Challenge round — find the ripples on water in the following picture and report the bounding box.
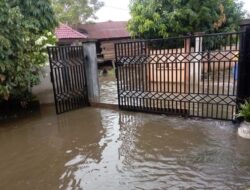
[0,106,250,190]
[99,70,118,104]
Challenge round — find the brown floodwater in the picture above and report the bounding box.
[0,105,250,190]
[99,70,118,104]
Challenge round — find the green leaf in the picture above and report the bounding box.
[128,0,245,38]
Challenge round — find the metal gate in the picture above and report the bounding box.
[115,32,242,120]
[47,46,89,114]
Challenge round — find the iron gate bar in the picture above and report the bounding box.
[48,46,89,114]
[115,32,243,120]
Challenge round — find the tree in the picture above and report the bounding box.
[0,0,57,102]
[128,0,245,38]
[52,0,104,25]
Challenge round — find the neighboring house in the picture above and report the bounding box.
[77,21,131,63]
[55,23,87,45]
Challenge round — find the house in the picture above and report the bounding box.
[77,21,131,62]
[55,23,87,45]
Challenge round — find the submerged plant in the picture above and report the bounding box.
[237,100,250,123]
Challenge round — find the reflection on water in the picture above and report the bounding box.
[99,70,118,104]
[0,106,250,190]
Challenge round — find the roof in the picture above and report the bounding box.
[55,23,87,40]
[77,21,130,40]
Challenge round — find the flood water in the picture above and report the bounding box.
[0,105,250,190]
[99,69,118,104]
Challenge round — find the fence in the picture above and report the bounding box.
[47,46,89,114]
[115,32,241,120]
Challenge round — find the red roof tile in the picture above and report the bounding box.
[55,23,87,40]
[77,21,130,40]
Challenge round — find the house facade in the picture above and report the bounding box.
[77,21,131,62]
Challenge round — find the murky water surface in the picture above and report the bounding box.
[99,70,118,104]
[0,105,250,190]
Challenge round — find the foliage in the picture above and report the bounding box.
[128,0,245,38]
[237,100,250,122]
[52,0,104,25]
[0,0,57,102]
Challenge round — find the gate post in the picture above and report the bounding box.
[83,40,100,102]
[193,32,204,82]
[237,19,250,107]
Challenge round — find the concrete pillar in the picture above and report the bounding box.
[83,40,100,102]
[184,38,191,93]
[193,32,204,83]
[184,37,191,53]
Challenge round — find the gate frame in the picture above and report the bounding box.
[47,46,89,114]
[115,30,246,121]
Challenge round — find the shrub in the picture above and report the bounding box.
[0,0,57,103]
[237,100,250,123]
